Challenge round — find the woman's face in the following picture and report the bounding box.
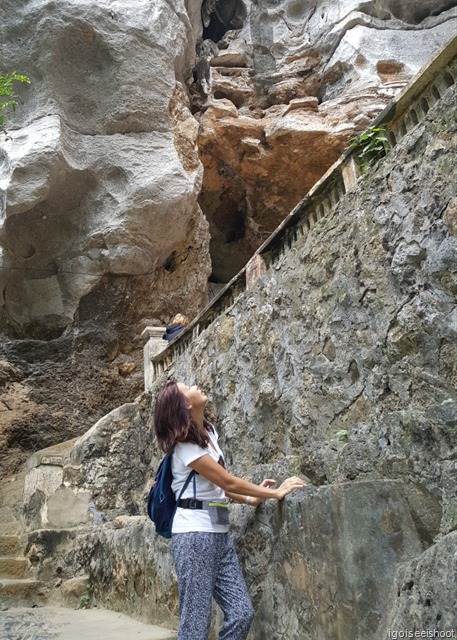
[177,382,208,410]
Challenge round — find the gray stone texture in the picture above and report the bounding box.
[195,0,457,281]
[22,75,456,638]
[0,0,456,483]
[383,531,457,632]
[0,0,210,335]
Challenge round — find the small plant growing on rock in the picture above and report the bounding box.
[350,125,391,174]
[78,582,94,610]
[0,70,30,135]
[334,429,349,443]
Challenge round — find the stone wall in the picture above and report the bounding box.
[195,0,457,280]
[1,0,455,484]
[20,54,456,638]
[146,79,456,638]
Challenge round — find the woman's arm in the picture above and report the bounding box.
[225,479,277,507]
[189,454,305,500]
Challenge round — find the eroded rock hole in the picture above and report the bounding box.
[199,191,251,283]
[214,90,244,108]
[163,251,177,273]
[201,0,247,43]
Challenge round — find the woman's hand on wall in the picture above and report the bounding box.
[273,476,306,500]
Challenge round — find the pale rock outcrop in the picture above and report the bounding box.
[0,0,210,335]
[0,0,209,474]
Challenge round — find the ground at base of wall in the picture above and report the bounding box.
[0,606,176,640]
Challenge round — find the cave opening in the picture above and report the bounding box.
[199,189,252,285]
[201,0,247,43]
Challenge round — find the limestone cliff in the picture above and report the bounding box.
[194,0,457,280]
[0,1,455,481]
[9,45,456,639]
[0,0,210,475]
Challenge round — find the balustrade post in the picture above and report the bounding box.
[141,326,167,390]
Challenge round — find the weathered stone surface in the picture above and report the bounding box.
[0,0,210,478]
[16,72,456,636]
[25,528,79,585]
[0,0,210,336]
[0,579,48,610]
[381,531,457,633]
[0,557,28,580]
[69,401,152,519]
[77,518,179,630]
[195,0,457,281]
[231,481,426,640]
[73,480,432,639]
[60,575,90,608]
[0,332,145,480]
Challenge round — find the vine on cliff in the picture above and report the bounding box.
[350,126,391,174]
[0,70,30,135]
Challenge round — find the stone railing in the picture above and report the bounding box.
[144,36,457,388]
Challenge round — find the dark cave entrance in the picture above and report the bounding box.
[201,0,247,43]
[199,189,252,286]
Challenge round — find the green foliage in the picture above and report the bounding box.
[334,429,349,443]
[0,70,30,134]
[78,582,94,609]
[349,126,391,174]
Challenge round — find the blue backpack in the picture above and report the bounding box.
[147,448,195,538]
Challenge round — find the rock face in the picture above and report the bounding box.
[0,0,210,475]
[0,0,455,493]
[195,0,457,281]
[17,66,457,637]
[0,0,210,338]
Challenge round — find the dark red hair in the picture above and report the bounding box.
[154,381,210,453]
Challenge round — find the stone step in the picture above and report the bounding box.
[0,537,19,557]
[0,557,28,580]
[0,579,48,609]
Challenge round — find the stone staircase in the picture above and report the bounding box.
[0,468,178,638]
[0,473,48,609]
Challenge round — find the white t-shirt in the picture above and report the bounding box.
[171,426,229,534]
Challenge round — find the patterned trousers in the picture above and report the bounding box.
[172,532,254,640]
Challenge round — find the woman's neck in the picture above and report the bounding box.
[191,408,206,431]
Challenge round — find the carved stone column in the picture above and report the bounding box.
[141,327,166,391]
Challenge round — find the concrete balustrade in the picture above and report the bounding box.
[145,36,457,389]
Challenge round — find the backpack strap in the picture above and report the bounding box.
[171,449,196,522]
[176,467,196,502]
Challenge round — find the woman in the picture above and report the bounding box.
[162,314,189,342]
[154,380,306,640]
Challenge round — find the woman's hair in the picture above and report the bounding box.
[171,313,189,326]
[154,381,210,453]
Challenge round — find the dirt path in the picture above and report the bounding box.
[0,606,177,639]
